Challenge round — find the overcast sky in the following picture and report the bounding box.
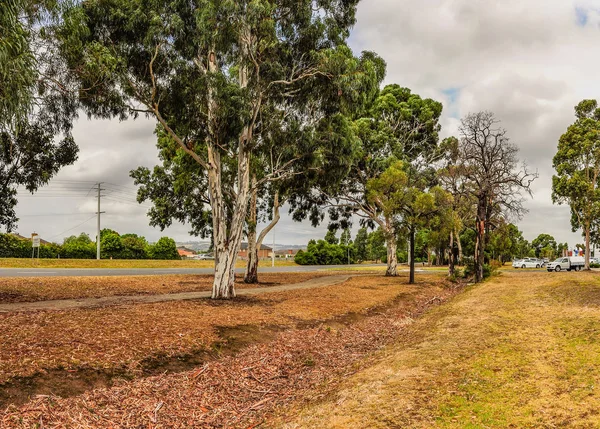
[12,0,600,247]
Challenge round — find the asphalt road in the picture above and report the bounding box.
[0,264,385,278]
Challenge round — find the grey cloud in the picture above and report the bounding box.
[12,0,600,248]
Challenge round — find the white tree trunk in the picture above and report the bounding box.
[208,34,253,299]
[448,229,455,276]
[585,221,591,270]
[455,227,463,265]
[386,237,398,276]
[244,182,259,284]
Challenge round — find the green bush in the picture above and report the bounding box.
[591,263,600,269]
[462,256,475,278]
[294,240,356,266]
[148,237,180,260]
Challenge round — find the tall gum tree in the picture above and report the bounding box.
[292,85,442,276]
[0,0,79,231]
[132,49,384,285]
[552,99,600,270]
[53,0,372,298]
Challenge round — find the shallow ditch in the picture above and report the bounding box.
[0,287,454,410]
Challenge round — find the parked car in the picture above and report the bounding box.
[512,258,543,269]
[546,256,585,272]
[194,254,214,260]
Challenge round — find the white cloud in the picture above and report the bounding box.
[350,0,600,246]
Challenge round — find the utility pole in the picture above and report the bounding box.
[96,183,105,260]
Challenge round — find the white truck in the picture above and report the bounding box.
[546,256,585,272]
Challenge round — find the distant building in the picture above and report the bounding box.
[11,233,51,245]
[275,249,301,259]
[177,246,196,258]
[238,243,272,259]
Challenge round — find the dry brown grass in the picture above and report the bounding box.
[0,274,436,385]
[268,270,600,429]
[0,272,338,303]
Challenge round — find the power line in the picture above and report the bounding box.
[47,215,98,240]
[19,213,96,217]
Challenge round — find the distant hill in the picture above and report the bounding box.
[175,241,306,252]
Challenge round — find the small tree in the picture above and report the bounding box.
[457,112,537,282]
[367,229,387,263]
[149,237,180,261]
[552,100,600,270]
[354,227,369,262]
[531,233,557,259]
[367,161,452,284]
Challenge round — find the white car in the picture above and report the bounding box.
[512,258,543,269]
[547,256,585,272]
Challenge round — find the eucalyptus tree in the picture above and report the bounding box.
[292,85,443,276]
[51,0,380,298]
[437,136,477,275]
[0,0,79,231]
[366,161,452,283]
[552,100,600,270]
[457,112,537,282]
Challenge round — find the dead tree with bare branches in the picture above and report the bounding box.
[458,112,537,282]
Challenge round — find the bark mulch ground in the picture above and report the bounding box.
[1,277,462,428]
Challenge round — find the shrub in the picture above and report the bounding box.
[462,257,475,278]
[591,263,600,269]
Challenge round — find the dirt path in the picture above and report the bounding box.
[0,275,351,313]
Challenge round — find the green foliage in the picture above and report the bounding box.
[51,0,379,244]
[148,237,180,261]
[0,1,79,231]
[0,0,35,122]
[354,227,369,262]
[295,231,356,266]
[531,233,557,259]
[462,257,475,278]
[367,228,387,262]
[553,99,600,258]
[101,232,123,259]
[0,230,176,260]
[324,230,339,245]
[62,233,96,259]
[0,233,62,258]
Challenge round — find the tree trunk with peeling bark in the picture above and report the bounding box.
[208,38,252,299]
[585,220,591,270]
[386,238,398,277]
[244,189,281,284]
[245,179,259,284]
[409,226,416,284]
[474,197,486,283]
[455,227,463,265]
[448,230,455,277]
